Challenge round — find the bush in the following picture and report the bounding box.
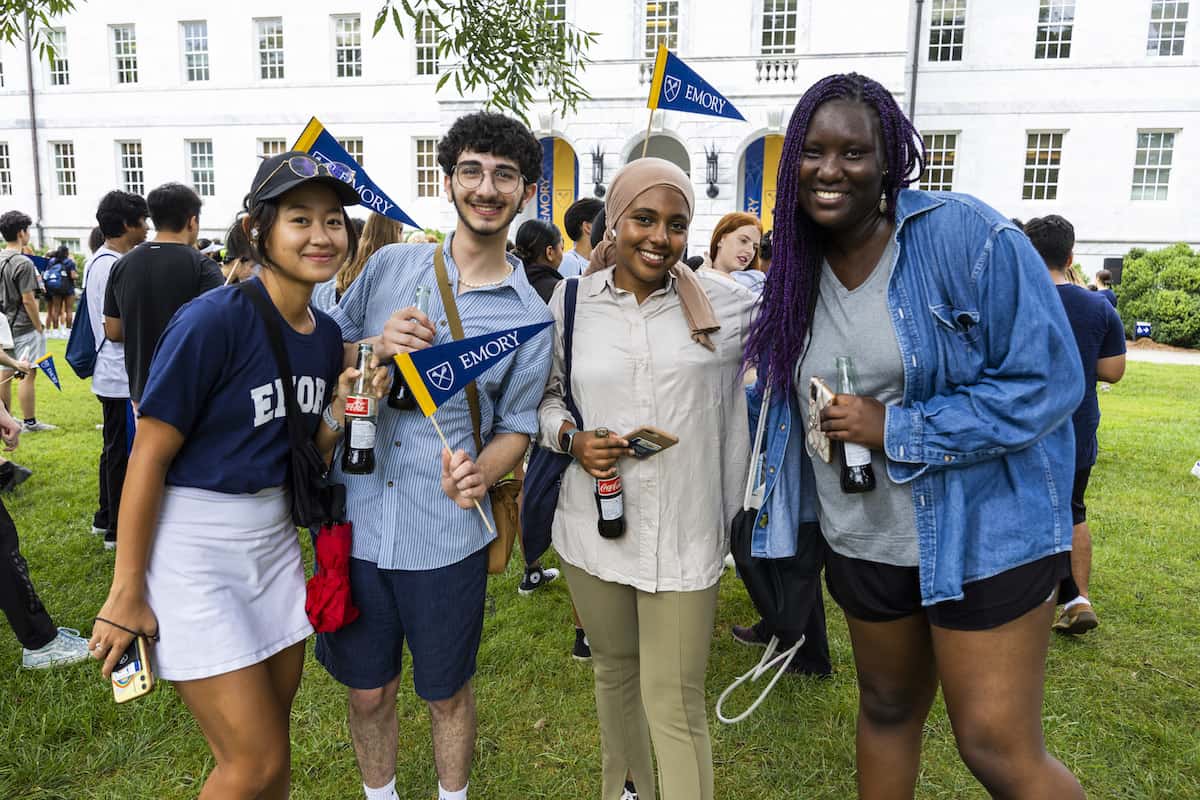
[1116,243,1200,347]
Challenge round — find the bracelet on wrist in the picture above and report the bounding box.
[322,403,344,434]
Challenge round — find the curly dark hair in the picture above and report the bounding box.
[437,112,542,185]
[1024,215,1075,270]
[95,191,149,239]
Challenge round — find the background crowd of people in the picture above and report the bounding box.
[0,71,1137,800]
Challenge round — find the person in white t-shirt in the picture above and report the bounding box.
[85,191,148,550]
[558,197,603,278]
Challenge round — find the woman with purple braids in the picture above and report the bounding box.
[741,73,1085,798]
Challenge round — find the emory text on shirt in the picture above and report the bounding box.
[250,376,327,427]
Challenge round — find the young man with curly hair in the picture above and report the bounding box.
[317,112,553,800]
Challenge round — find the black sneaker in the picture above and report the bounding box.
[730,620,770,648]
[621,780,639,800]
[103,530,117,551]
[518,564,560,596]
[572,628,592,662]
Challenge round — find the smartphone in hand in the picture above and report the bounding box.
[112,636,155,704]
[624,426,680,459]
[806,376,835,463]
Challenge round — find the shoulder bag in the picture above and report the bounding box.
[519,279,581,566]
[717,385,824,724]
[237,280,345,529]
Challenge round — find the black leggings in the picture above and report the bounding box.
[0,497,56,650]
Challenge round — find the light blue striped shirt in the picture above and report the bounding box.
[329,236,554,570]
[558,248,589,278]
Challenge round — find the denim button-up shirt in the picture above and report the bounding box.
[748,189,1084,605]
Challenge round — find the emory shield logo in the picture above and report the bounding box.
[426,361,455,392]
[664,75,682,103]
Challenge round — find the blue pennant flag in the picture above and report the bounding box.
[647,45,745,122]
[28,255,49,271]
[36,354,62,391]
[293,117,422,230]
[394,322,553,417]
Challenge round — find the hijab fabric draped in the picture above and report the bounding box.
[585,158,721,350]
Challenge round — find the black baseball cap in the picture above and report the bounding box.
[248,150,361,209]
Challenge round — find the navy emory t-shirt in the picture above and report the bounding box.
[138,279,343,494]
[1056,283,1126,470]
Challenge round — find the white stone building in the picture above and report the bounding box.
[0,0,1195,274]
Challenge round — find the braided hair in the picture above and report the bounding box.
[744,73,925,395]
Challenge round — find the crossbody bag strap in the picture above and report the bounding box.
[561,278,582,429]
[433,245,485,453]
[237,281,309,453]
[743,385,772,511]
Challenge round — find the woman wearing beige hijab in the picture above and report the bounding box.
[538,159,756,800]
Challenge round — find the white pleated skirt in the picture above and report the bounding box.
[144,485,313,681]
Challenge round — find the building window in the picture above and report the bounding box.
[338,138,364,167]
[1035,0,1075,59]
[188,140,215,196]
[256,17,285,80]
[0,60,4,88]
[761,0,799,55]
[111,24,138,84]
[1147,0,1189,56]
[182,21,210,82]
[416,138,440,198]
[257,138,287,158]
[1022,132,1063,200]
[920,133,957,191]
[0,143,11,195]
[1131,130,1175,200]
[333,15,362,78]
[415,13,438,76]
[118,141,144,196]
[644,0,679,57]
[56,237,80,252]
[47,28,69,85]
[929,0,967,62]
[53,142,77,196]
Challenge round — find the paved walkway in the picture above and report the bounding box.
[1126,348,1200,366]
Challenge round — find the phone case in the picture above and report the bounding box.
[806,377,835,463]
[112,636,156,704]
[624,426,679,458]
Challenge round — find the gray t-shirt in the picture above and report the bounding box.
[0,251,38,336]
[796,238,919,566]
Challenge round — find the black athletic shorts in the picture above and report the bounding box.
[1070,467,1091,526]
[824,544,1077,631]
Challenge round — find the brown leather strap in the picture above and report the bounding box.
[433,245,484,454]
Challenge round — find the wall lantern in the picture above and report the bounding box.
[705,145,720,199]
[591,146,606,198]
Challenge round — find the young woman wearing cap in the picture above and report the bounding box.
[90,152,364,799]
[539,158,757,800]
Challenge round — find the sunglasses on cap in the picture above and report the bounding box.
[253,155,356,198]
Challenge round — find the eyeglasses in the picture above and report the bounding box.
[452,163,524,195]
[253,155,356,198]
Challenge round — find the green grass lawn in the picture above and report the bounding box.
[2,342,1198,799]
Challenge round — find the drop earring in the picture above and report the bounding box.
[878,192,888,215]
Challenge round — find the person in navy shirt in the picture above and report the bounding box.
[1025,215,1126,636]
[90,151,365,798]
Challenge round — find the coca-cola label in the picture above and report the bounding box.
[597,476,623,520]
[345,395,375,418]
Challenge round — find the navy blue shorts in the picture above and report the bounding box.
[315,546,487,701]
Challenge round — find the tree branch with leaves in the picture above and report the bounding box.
[374,0,597,121]
[0,0,75,60]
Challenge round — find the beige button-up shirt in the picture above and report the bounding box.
[538,267,757,593]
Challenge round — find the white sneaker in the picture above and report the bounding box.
[1191,460,1200,480]
[21,420,57,433]
[22,627,91,669]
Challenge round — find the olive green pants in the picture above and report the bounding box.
[562,561,719,800]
